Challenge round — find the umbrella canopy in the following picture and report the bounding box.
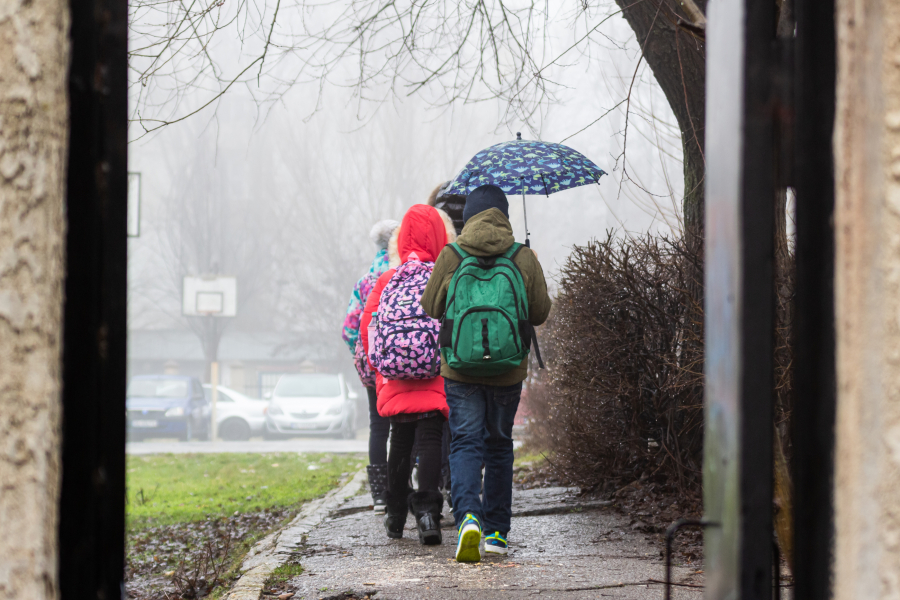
[446,133,607,197]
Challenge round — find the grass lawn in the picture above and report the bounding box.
[127,452,365,530]
[513,446,549,468]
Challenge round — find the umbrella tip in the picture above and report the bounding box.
[516,132,522,140]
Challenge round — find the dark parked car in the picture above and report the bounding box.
[126,375,210,441]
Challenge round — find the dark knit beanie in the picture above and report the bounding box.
[463,184,509,223]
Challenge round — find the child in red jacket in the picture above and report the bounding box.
[360,204,454,545]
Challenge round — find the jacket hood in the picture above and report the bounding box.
[389,205,456,267]
[369,219,400,250]
[456,208,515,256]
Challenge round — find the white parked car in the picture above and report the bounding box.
[202,384,268,441]
[264,373,358,439]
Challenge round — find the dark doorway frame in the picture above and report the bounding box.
[791,0,837,597]
[58,0,128,597]
[703,0,836,596]
[703,0,778,595]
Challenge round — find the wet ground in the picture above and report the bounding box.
[274,487,703,600]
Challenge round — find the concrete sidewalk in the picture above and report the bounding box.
[276,487,703,599]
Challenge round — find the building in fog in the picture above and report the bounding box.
[127,329,353,397]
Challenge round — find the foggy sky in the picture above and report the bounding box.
[127,2,684,374]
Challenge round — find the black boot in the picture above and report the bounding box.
[409,490,443,545]
[383,491,409,539]
[367,464,388,513]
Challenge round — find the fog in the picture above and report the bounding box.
[126,1,684,397]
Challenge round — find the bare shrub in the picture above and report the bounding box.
[527,231,796,501]
[526,232,704,495]
[170,534,232,599]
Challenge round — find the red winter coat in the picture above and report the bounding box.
[361,204,450,419]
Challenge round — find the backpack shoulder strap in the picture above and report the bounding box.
[504,242,525,261]
[501,243,527,281]
[447,242,470,261]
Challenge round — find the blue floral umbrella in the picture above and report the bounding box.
[446,133,607,246]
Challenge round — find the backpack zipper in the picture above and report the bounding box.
[373,327,439,353]
[452,306,521,356]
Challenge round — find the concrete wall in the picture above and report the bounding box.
[834,0,900,597]
[0,1,70,598]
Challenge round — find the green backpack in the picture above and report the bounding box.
[438,242,543,377]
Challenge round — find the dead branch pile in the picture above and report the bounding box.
[526,232,705,494]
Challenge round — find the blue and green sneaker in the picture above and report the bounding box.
[484,532,508,555]
[455,514,482,563]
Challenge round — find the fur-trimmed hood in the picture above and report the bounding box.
[388,206,457,268]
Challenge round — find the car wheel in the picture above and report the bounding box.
[219,418,251,441]
[180,420,193,442]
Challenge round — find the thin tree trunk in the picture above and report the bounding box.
[199,316,222,382]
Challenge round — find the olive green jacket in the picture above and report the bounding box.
[421,208,552,386]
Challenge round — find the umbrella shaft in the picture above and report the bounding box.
[522,190,531,248]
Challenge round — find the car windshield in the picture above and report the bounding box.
[203,387,235,402]
[127,379,189,398]
[274,374,341,398]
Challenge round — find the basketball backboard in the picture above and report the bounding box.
[182,276,237,317]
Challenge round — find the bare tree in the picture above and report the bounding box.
[128,95,481,373]
[259,100,474,355]
[127,2,698,239]
[134,130,281,379]
[128,1,563,132]
[610,0,706,244]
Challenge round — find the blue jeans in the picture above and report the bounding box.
[445,379,522,536]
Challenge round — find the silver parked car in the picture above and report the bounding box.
[264,373,358,439]
[202,384,268,441]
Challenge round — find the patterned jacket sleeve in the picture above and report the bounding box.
[341,280,365,353]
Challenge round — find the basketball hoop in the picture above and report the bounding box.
[182,276,237,317]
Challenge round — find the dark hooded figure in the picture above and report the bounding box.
[427,181,466,236]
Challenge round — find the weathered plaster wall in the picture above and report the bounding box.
[834,0,900,597]
[0,1,69,598]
